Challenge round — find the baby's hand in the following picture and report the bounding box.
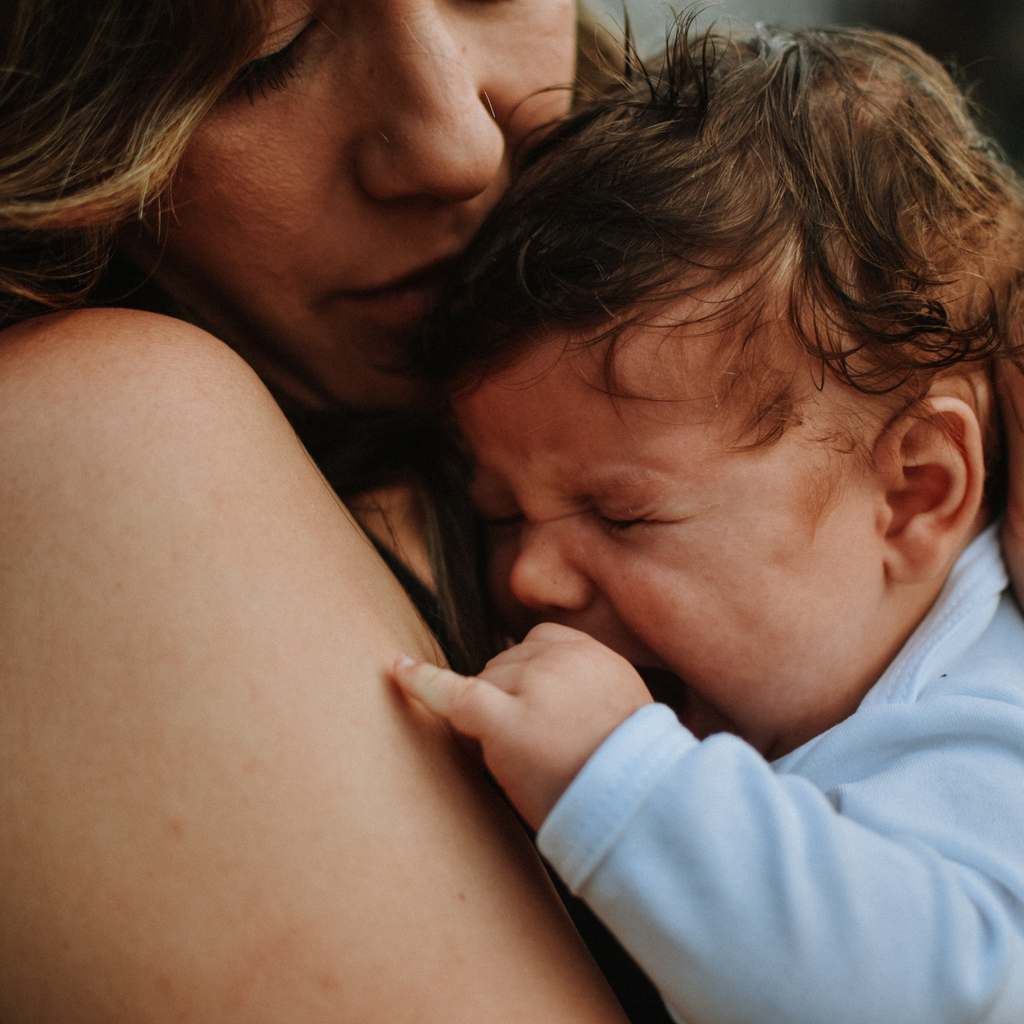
[999,361,1024,602]
[393,623,652,830]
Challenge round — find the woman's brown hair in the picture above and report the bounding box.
[0,3,617,332]
[0,0,271,327]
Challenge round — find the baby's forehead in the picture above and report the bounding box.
[456,327,854,538]
[455,305,887,472]
[458,333,714,426]
[466,304,811,415]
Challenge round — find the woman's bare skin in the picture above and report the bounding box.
[0,308,627,1023]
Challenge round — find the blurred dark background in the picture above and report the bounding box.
[587,0,1024,170]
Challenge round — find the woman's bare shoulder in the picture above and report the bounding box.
[0,307,284,469]
[1,305,217,346]
[0,312,627,1024]
[0,307,251,386]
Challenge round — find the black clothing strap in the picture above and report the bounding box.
[90,250,672,1023]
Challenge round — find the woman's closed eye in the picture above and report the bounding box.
[226,18,317,104]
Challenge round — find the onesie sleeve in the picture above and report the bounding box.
[537,700,1024,1024]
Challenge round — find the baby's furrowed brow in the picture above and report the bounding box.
[586,468,665,504]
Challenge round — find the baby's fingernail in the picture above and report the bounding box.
[395,661,455,715]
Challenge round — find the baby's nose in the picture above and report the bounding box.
[508,524,595,614]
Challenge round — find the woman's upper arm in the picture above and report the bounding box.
[0,309,625,1023]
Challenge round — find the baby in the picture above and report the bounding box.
[395,20,1024,1024]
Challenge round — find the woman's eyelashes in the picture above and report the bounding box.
[226,20,317,104]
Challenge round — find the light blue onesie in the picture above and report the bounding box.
[538,524,1024,1024]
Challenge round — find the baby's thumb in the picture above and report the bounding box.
[392,657,509,740]
[393,657,467,714]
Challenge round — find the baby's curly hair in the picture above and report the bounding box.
[430,12,1024,457]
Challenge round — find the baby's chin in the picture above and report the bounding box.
[635,666,737,741]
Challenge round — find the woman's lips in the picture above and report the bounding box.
[334,260,454,329]
[340,283,442,329]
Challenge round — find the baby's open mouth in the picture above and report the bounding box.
[635,666,737,741]
[635,666,688,718]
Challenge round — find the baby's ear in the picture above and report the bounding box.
[875,381,987,584]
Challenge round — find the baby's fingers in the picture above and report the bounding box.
[393,657,513,741]
[393,657,469,715]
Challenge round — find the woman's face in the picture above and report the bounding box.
[128,0,577,409]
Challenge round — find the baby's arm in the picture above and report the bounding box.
[534,699,1024,1024]
[393,622,653,829]
[397,619,1024,1024]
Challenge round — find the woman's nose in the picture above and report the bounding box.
[355,8,506,204]
[508,525,595,614]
